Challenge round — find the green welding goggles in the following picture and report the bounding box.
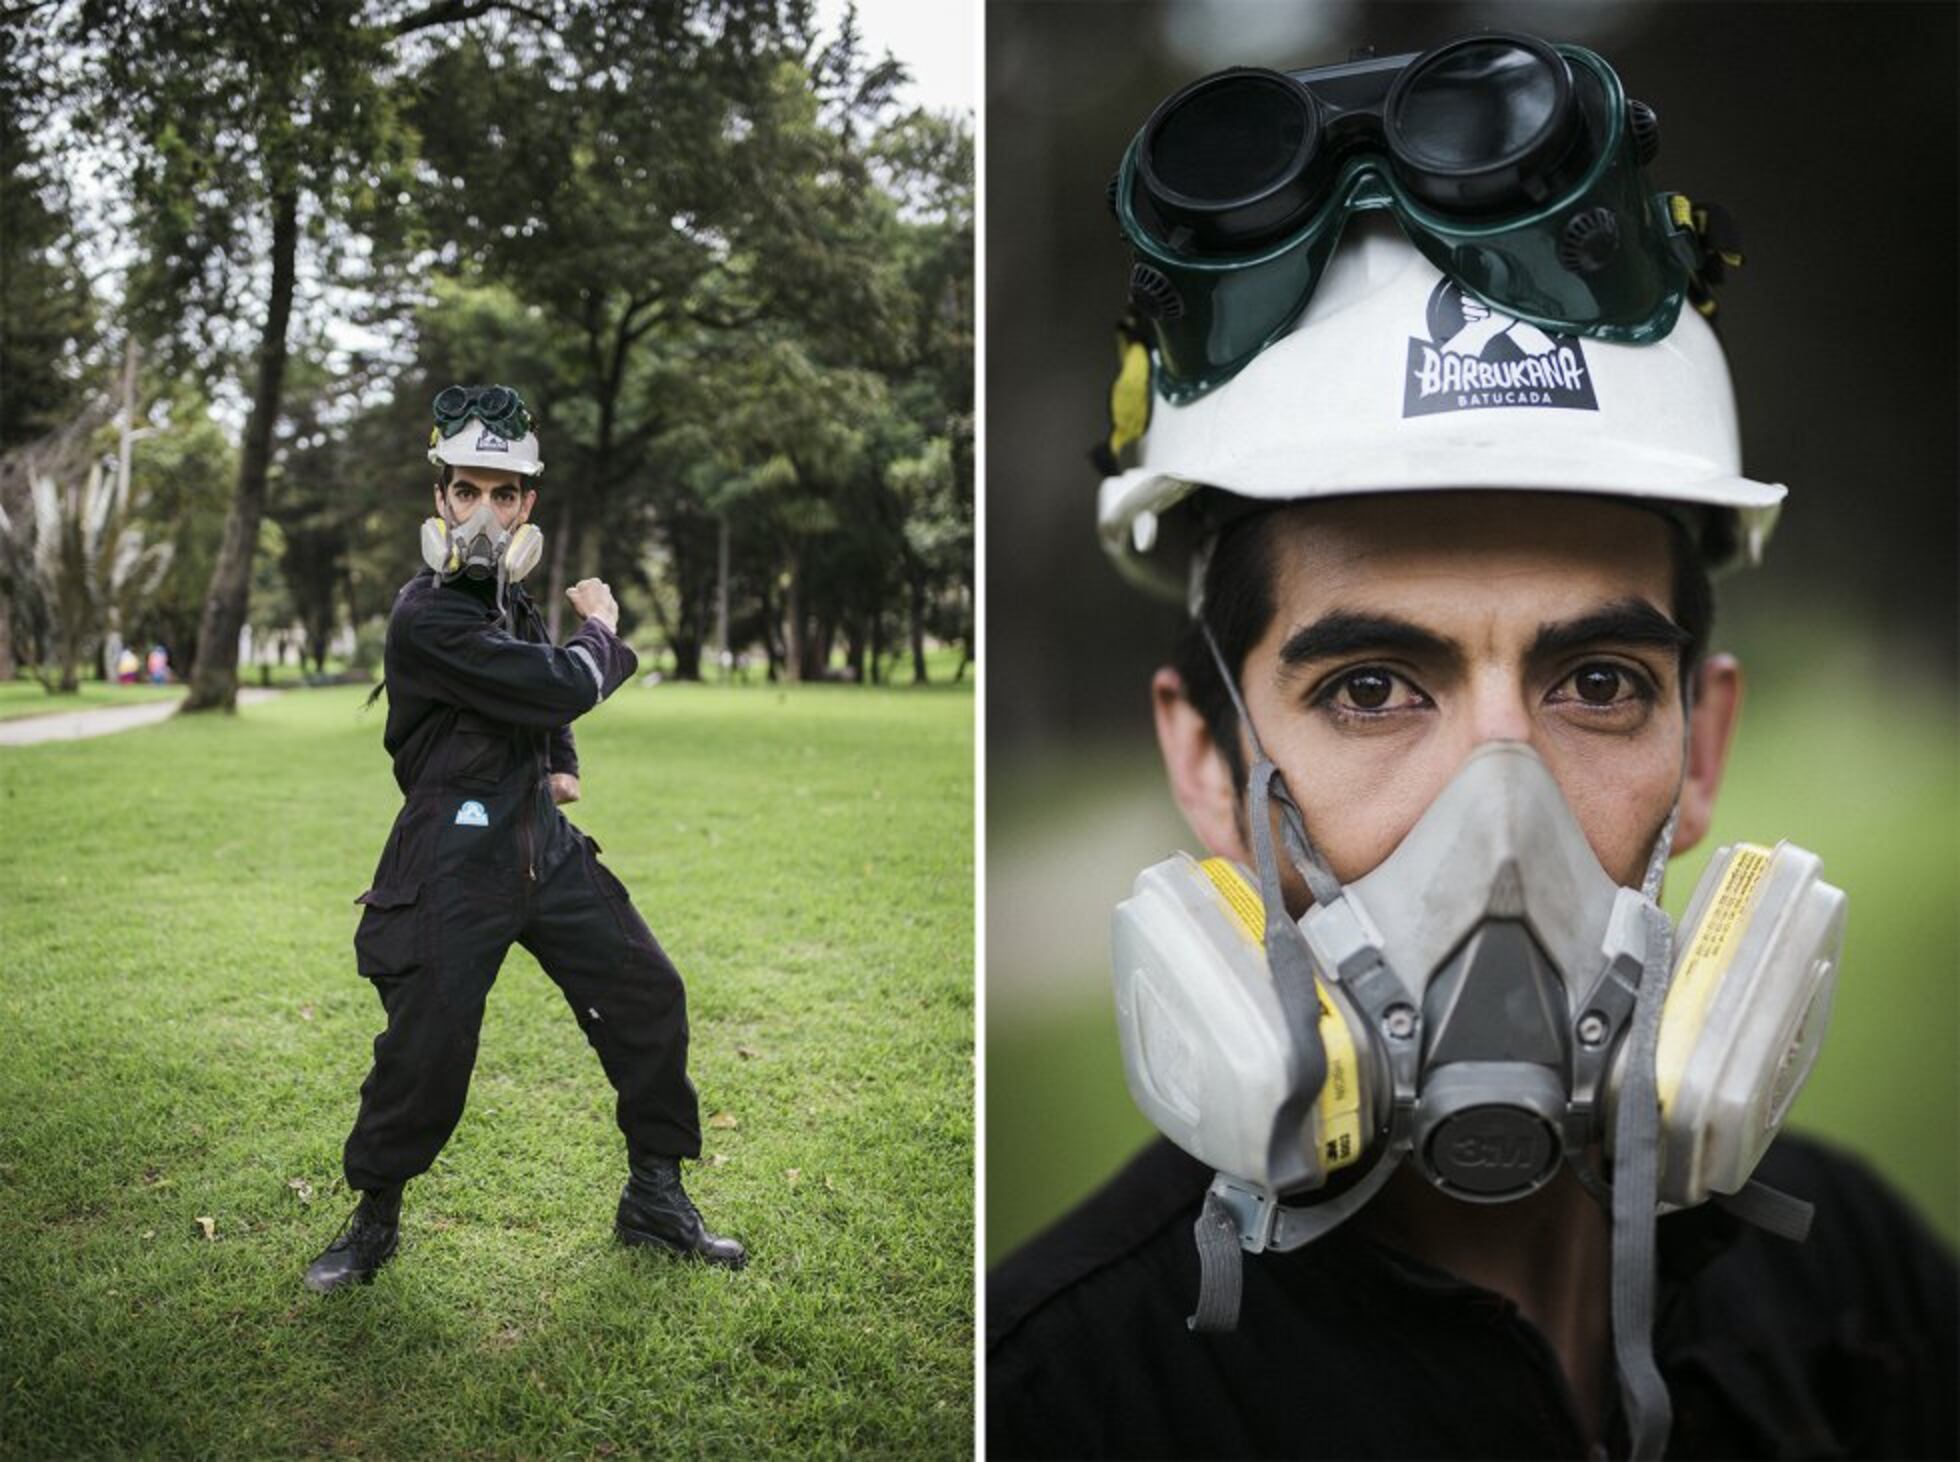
[431,383,534,442]
[1113,33,1740,403]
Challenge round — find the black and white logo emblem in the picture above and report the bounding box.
[475,429,509,451]
[1403,280,1599,418]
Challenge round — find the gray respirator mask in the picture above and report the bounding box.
[1111,625,1844,1459]
[421,503,544,593]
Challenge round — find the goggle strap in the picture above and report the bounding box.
[1090,315,1155,476]
[1669,192,1745,320]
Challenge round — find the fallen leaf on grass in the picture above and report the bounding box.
[195,1216,216,1241]
[141,1167,164,1187]
[140,1229,156,1241]
[823,1175,835,1193]
[736,1045,759,1060]
[287,1178,314,1205]
[708,1153,728,1167]
[707,1112,740,1130]
[298,1004,316,1022]
[785,1169,800,1189]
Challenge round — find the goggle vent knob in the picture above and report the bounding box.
[1627,99,1660,167]
[1129,262,1186,321]
[1557,207,1622,275]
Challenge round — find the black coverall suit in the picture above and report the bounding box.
[341,570,702,1195]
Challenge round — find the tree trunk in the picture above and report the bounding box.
[784,545,804,683]
[183,186,299,713]
[909,565,928,684]
[544,496,572,641]
[845,618,867,685]
[671,635,700,680]
[0,594,14,680]
[57,627,81,692]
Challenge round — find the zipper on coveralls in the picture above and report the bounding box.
[519,739,546,887]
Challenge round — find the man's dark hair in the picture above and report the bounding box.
[1174,499,1716,791]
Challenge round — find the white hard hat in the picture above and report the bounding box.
[428,423,544,477]
[1097,219,1783,603]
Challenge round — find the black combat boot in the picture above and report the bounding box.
[616,1157,747,1269]
[303,1185,402,1293]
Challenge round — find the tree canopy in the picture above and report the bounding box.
[0,0,972,695]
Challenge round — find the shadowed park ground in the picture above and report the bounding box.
[0,679,972,1457]
[986,644,1960,1265]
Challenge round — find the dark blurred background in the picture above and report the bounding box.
[985,1,1959,1261]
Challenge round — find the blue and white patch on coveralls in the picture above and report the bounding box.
[455,799,490,827]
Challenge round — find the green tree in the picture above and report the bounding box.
[409,5,825,638]
[60,0,522,711]
[0,51,99,454]
[123,380,239,677]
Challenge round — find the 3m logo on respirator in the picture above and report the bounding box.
[1446,1132,1542,1171]
[1404,280,1599,417]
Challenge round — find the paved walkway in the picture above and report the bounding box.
[0,688,283,746]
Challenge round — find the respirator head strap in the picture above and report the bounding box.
[1195,619,1335,1086]
[1187,1189,1246,1332]
[1196,618,1343,907]
[1609,899,1676,1461]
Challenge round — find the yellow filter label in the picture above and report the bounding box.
[1656,843,1773,1112]
[1199,856,1266,946]
[1198,858,1366,1172]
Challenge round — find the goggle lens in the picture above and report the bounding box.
[1393,40,1561,171]
[1150,74,1309,203]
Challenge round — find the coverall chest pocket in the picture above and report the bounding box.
[449,718,511,790]
[353,884,427,979]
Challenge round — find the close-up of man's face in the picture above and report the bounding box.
[435,467,533,529]
[1154,492,1741,902]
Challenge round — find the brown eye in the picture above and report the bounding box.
[1343,671,1393,709]
[1574,666,1623,704]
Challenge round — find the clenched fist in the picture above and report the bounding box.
[566,578,619,634]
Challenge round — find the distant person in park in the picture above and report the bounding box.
[146,645,168,684]
[988,34,1956,1461]
[116,646,140,684]
[305,384,744,1294]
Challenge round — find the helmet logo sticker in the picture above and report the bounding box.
[475,430,509,451]
[1403,280,1599,418]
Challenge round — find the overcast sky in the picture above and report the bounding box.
[814,0,976,114]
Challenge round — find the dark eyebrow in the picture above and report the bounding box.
[1277,612,1459,670]
[1526,597,1691,664]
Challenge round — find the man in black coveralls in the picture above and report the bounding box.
[304,385,744,1292]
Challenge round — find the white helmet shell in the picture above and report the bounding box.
[1098,221,1783,602]
[428,423,544,477]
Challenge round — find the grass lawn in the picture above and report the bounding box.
[986,665,1960,1264]
[0,679,973,1457]
[0,679,184,721]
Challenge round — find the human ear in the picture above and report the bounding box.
[518,487,538,525]
[1153,666,1249,863]
[1673,653,1742,854]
